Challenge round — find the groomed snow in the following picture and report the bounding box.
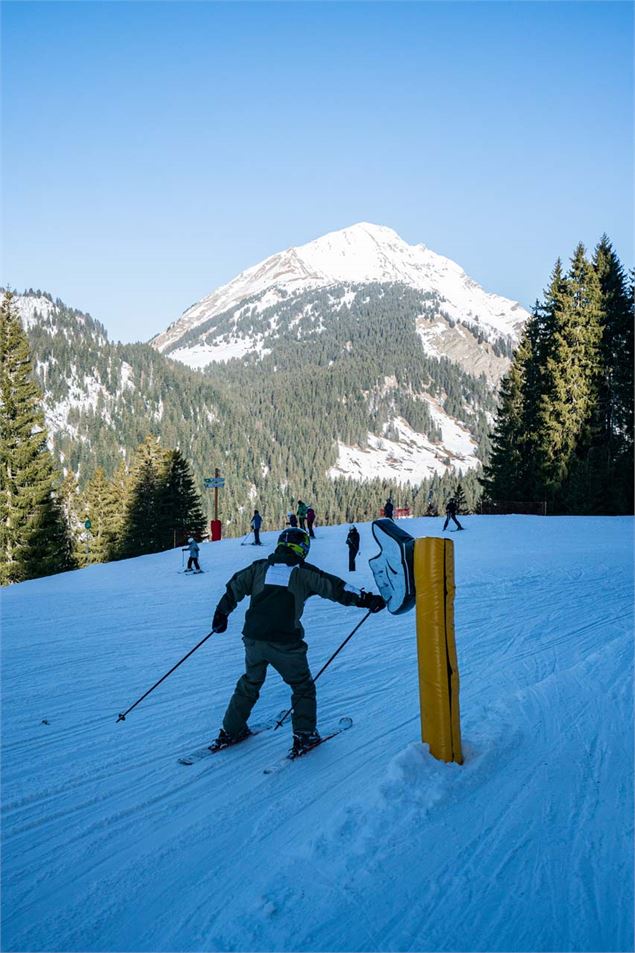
[2,516,633,952]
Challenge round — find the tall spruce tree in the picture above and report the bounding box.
[534,245,603,509]
[592,237,634,512]
[0,292,75,584]
[481,324,536,502]
[155,448,206,549]
[119,436,167,558]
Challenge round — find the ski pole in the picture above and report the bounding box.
[116,629,217,723]
[274,610,372,729]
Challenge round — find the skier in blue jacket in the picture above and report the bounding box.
[182,538,202,573]
[251,510,263,546]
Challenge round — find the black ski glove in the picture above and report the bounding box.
[212,608,228,633]
[356,591,386,613]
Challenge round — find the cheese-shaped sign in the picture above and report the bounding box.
[368,518,416,615]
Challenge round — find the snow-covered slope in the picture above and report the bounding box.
[151,223,529,365]
[11,293,138,461]
[10,293,56,330]
[328,402,480,484]
[2,516,632,952]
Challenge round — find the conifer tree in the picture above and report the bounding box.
[155,448,206,549]
[592,237,634,512]
[481,325,536,503]
[0,292,75,584]
[119,436,167,558]
[534,246,603,508]
[82,467,123,563]
[454,482,468,515]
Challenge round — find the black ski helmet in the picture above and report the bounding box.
[277,527,310,559]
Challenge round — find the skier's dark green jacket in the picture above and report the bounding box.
[216,551,362,644]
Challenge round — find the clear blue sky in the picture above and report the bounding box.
[2,1,633,343]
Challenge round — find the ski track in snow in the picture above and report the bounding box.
[1,517,633,952]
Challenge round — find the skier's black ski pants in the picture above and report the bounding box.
[223,637,316,737]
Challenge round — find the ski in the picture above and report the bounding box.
[178,713,285,765]
[263,716,353,775]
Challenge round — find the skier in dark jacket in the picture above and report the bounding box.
[346,525,360,572]
[251,510,263,545]
[306,506,316,538]
[210,528,385,755]
[182,538,202,573]
[443,497,464,531]
[287,511,298,528]
[383,498,394,520]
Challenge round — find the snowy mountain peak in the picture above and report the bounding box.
[151,224,529,355]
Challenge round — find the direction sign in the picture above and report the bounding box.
[204,477,225,488]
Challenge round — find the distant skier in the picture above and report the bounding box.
[383,497,394,520]
[306,506,316,538]
[346,525,360,572]
[209,527,385,755]
[251,510,263,546]
[182,537,202,573]
[443,498,464,532]
[287,512,298,528]
[297,500,308,530]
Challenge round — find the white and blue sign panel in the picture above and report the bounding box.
[368,518,416,615]
[204,477,225,488]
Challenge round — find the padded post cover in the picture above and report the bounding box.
[368,518,416,615]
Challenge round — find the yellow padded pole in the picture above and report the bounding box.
[414,537,463,764]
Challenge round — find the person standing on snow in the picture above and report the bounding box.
[209,527,385,755]
[443,497,464,532]
[346,525,360,572]
[287,511,298,528]
[251,510,263,546]
[182,537,202,573]
[306,505,316,538]
[383,497,394,520]
[297,500,308,530]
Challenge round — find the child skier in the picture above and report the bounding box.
[209,527,385,755]
[182,538,202,573]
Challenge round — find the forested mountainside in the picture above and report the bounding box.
[17,286,499,532]
[161,281,515,387]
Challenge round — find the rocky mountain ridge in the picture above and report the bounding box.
[151,223,529,384]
